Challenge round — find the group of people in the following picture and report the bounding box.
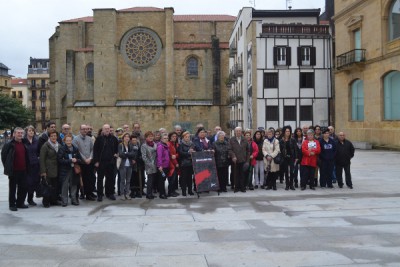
[1,121,355,211]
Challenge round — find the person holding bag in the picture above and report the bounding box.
[262,129,280,190]
[118,132,137,200]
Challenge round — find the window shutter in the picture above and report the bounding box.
[297,47,302,66]
[286,47,291,66]
[310,47,316,66]
[273,47,277,66]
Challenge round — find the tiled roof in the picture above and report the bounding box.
[174,15,236,22]
[174,42,229,49]
[119,7,164,12]
[0,62,10,70]
[11,79,27,85]
[61,16,94,23]
[75,47,94,52]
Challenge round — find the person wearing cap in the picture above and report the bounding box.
[300,129,321,190]
[319,128,337,188]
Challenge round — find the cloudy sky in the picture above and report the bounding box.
[1,0,325,78]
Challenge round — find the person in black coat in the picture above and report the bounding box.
[1,127,30,211]
[335,132,355,189]
[279,126,298,190]
[178,131,195,196]
[319,129,337,188]
[57,134,82,206]
[212,131,231,192]
[23,126,40,206]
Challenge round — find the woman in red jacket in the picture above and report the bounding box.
[301,129,321,191]
[167,132,180,197]
[244,130,258,190]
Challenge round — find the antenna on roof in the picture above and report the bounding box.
[249,0,256,8]
[286,0,292,10]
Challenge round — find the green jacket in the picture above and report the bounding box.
[40,142,58,178]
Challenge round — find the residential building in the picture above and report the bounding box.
[334,0,400,148]
[27,58,50,131]
[0,63,12,95]
[11,78,28,106]
[227,8,332,132]
[49,7,234,132]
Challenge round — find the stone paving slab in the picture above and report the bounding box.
[1,150,400,266]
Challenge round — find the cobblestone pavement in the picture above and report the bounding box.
[0,149,399,267]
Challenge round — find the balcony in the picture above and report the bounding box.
[336,49,366,70]
[262,24,330,36]
[227,120,244,129]
[235,63,243,77]
[39,95,47,100]
[40,106,47,110]
[31,95,37,100]
[226,95,243,106]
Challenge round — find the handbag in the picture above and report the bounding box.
[39,177,52,199]
[273,140,282,165]
[116,157,122,169]
[74,164,81,174]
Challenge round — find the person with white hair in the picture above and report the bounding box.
[212,131,231,192]
[229,127,250,192]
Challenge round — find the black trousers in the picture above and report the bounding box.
[216,166,229,191]
[336,164,352,187]
[97,162,116,197]
[81,163,96,196]
[26,164,40,196]
[266,171,277,188]
[146,173,157,197]
[233,162,245,191]
[300,165,315,188]
[167,169,177,195]
[281,157,295,187]
[320,160,334,187]
[180,166,193,194]
[42,176,59,206]
[158,168,169,196]
[9,171,27,207]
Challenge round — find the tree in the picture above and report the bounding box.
[0,94,35,129]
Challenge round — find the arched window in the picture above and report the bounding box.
[351,79,364,121]
[384,71,400,120]
[389,0,400,41]
[186,57,198,76]
[86,63,94,81]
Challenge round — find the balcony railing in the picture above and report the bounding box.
[39,95,47,100]
[226,95,243,106]
[262,24,330,36]
[235,63,243,76]
[229,43,237,57]
[336,49,366,70]
[31,95,37,100]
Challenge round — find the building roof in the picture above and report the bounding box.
[0,62,10,70]
[11,78,27,86]
[118,7,164,12]
[60,9,236,23]
[174,15,236,22]
[252,9,321,18]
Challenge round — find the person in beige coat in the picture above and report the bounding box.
[262,129,280,190]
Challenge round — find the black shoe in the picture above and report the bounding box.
[79,194,85,200]
[90,193,97,198]
[261,185,265,189]
[249,186,254,190]
[9,206,17,211]
[285,186,289,191]
[339,185,343,188]
[146,195,155,199]
[332,180,337,184]
[266,186,271,190]
[188,191,194,196]
[97,196,103,202]
[28,200,37,206]
[328,185,334,188]
[234,189,239,193]
[222,189,227,192]
[295,183,299,188]
[182,192,187,196]
[254,185,258,189]
[86,195,96,201]
[62,203,67,207]
[301,187,306,191]
[347,185,353,189]
[159,195,168,199]
[72,202,79,206]
[107,195,116,201]
[310,186,315,190]
[273,186,277,191]
[280,180,283,184]
[17,204,29,209]
[290,185,295,190]
[241,189,246,193]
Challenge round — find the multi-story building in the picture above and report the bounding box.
[11,78,28,106]
[228,8,332,132]
[334,0,400,148]
[0,62,12,95]
[49,7,235,132]
[27,58,50,131]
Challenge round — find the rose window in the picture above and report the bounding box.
[121,28,162,69]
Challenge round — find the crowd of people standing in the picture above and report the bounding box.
[1,121,355,211]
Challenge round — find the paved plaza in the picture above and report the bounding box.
[0,149,399,266]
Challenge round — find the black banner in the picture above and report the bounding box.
[192,151,220,193]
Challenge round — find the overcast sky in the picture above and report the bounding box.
[1,0,325,78]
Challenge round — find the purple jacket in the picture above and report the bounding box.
[156,142,170,168]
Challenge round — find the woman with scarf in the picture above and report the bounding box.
[141,131,158,199]
[23,125,40,206]
[39,129,60,208]
[57,134,82,206]
[279,126,298,191]
[293,127,303,188]
[262,129,280,190]
[178,131,195,196]
[212,131,231,192]
[301,129,321,190]
[244,130,258,190]
[167,132,180,197]
[118,132,137,200]
[252,130,265,189]
[193,127,211,152]
[156,133,170,199]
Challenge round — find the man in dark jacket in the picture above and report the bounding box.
[319,129,337,188]
[93,124,119,201]
[37,121,57,154]
[229,127,250,192]
[1,127,29,211]
[335,132,355,189]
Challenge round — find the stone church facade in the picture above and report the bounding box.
[49,7,235,132]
